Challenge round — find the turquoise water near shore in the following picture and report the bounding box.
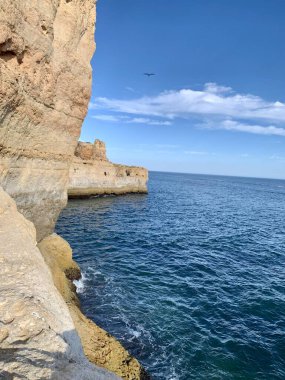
[56,172,285,379]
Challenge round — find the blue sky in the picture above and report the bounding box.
[81,0,285,179]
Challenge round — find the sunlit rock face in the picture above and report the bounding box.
[0,187,119,380]
[0,0,96,241]
[69,140,148,197]
[75,139,109,161]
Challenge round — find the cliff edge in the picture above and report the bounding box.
[0,1,149,378]
[0,187,118,379]
[38,234,150,380]
[69,140,148,197]
[0,0,95,241]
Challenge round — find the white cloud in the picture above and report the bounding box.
[201,119,285,137]
[204,82,232,94]
[92,114,120,122]
[93,82,285,124]
[127,117,171,126]
[91,113,171,126]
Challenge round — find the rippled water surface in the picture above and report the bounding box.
[56,172,285,379]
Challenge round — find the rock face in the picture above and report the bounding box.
[0,187,119,380]
[75,139,108,161]
[93,139,108,161]
[69,140,148,197]
[0,2,149,379]
[0,0,96,241]
[39,234,150,380]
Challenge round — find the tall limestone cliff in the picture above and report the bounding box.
[0,0,96,241]
[0,1,149,379]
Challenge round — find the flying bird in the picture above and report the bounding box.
[144,73,155,77]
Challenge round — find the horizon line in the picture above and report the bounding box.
[148,169,285,182]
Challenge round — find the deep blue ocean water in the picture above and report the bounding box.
[56,172,285,380]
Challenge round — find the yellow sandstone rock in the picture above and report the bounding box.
[69,140,148,197]
[38,234,150,380]
[0,187,118,379]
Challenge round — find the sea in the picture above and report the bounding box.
[56,171,285,380]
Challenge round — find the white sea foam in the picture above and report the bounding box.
[128,328,141,339]
[73,272,87,294]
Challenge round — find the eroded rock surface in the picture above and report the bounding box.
[69,140,148,197]
[75,139,108,161]
[38,233,150,380]
[0,187,119,380]
[0,0,96,241]
[0,2,150,378]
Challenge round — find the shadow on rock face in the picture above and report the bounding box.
[0,330,120,380]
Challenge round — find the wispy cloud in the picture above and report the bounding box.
[92,114,120,122]
[269,154,285,161]
[125,86,136,93]
[200,119,285,137]
[89,101,99,110]
[91,113,171,126]
[127,117,171,126]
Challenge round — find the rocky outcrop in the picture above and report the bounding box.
[69,140,148,197]
[0,2,149,379]
[75,139,108,161]
[93,139,108,161]
[38,234,150,380]
[0,0,96,241]
[0,187,119,380]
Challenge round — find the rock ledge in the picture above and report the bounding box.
[69,140,148,198]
